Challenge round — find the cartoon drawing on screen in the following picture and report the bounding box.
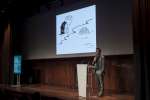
[60,21,67,35]
[78,27,90,35]
[58,17,93,45]
[60,15,73,35]
[56,5,96,54]
[72,18,92,34]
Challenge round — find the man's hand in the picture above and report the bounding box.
[88,64,93,68]
[87,65,94,72]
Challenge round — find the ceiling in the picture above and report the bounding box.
[0,0,60,37]
[0,0,64,19]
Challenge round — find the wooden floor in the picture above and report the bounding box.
[0,84,135,100]
[77,95,134,100]
[23,85,134,100]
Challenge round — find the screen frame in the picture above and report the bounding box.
[56,3,97,56]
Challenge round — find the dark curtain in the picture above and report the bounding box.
[0,23,12,84]
[0,22,7,83]
[133,0,150,100]
[0,25,3,83]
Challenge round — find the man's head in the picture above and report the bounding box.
[96,48,101,55]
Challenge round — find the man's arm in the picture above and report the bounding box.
[88,56,96,69]
[101,56,105,74]
[92,56,96,66]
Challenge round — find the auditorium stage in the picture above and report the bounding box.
[0,84,134,100]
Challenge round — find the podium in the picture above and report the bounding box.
[77,64,87,98]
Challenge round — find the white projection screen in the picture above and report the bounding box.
[56,5,96,55]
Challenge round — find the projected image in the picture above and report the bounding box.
[56,5,96,55]
[14,56,21,74]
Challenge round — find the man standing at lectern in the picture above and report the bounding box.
[89,48,105,96]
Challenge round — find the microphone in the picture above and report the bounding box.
[87,56,93,65]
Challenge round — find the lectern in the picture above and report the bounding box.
[77,64,87,98]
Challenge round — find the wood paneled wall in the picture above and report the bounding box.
[22,55,135,95]
[104,55,135,94]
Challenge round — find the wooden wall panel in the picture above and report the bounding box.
[103,55,135,94]
[22,55,135,95]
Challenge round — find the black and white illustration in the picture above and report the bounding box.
[56,5,96,55]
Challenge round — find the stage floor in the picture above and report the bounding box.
[22,84,134,100]
[78,95,134,100]
[0,84,135,100]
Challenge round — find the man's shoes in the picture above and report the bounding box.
[98,91,102,97]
